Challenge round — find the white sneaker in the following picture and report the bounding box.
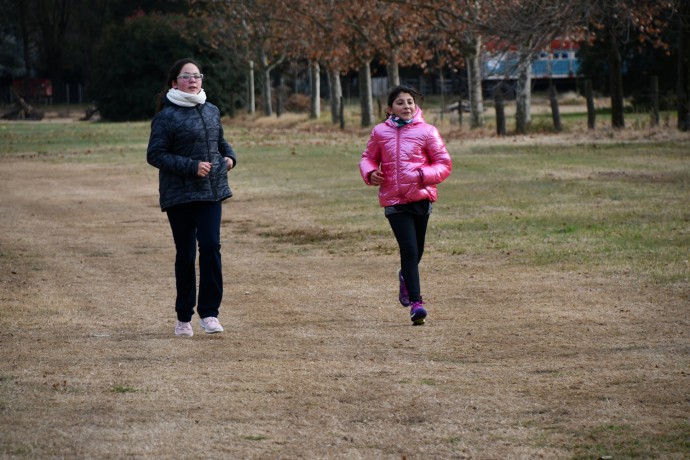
[199,316,224,334]
[174,320,194,337]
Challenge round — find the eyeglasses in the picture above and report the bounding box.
[177,73,204,80]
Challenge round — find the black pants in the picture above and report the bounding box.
[166,201,223,322]
[386,207,430,303]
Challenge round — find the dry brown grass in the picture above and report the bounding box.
[0,118,688,459]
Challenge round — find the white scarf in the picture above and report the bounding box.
[166,88,207,107]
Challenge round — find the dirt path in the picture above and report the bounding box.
[0,158,688,458]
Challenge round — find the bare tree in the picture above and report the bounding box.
[413,0,487,128]
[378,3,425,90]
[492,0,673,133]
[283,0,351,124]
[322,1,432,127]
[192,1,256,114]
[581,0,672,129]
[210,0,288,117]
[478,0,581,133]
[192,0,685,132]
[332,1,383,127]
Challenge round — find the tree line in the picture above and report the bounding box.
[1,0,688,131]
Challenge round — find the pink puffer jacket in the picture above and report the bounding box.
[359,107,452,207]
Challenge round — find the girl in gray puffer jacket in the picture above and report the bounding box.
[147,58,237,337]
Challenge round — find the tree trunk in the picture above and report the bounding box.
[259,48,273,117]
[359,60,374,127]
[328,67,342,125]
[606,20,625,129]
[227,92,235,118]
[650,75,659,127]
[549,82,562,132]
[387,51,400,89]
[494,84,506,136]
[276,92,283,118]
[440,71,445,122]
[247,60,255,114]
[678,0,690,131]
[309,61,320,119]
[339,96,345,129]
[457,98,463,127]
[465,36,485,129]
[515,58,532,134]
[585,79,596,130]
[17,1,32,80]
[262,68,272,116]
[276,75,285,118]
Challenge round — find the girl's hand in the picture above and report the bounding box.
[225,157,235,170]
[369,170,384,185]
[197,161,212,177]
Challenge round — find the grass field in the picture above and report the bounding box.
[3,115,685,285]
[0,113,689,458]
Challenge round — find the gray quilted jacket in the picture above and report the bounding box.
[147,99,236,211]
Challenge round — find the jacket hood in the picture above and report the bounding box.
[385,106,425,128]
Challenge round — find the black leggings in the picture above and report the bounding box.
[386,211,429,302]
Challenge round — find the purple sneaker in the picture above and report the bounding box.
[410,301,427,326]
[398,269,410,307]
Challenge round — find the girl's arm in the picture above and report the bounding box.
[359,129,382,185]
[419,126,452,185]
[218,118,237,169]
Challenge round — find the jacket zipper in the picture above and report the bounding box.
[396,128,402,196]
[196,105,218,200]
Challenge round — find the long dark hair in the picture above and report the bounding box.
[384,84,422,121]
[155,58,202,113]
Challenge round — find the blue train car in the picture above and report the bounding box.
[482,40,581,81]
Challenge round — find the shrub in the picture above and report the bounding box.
[90,13,245,121]
[91,14,195,121]
[284,93,313,113]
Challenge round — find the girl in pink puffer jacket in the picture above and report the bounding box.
[359,85,452,325]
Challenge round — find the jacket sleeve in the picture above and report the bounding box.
[419,126,452,185]
[218,123,237,167]
[359,128,381,185]
[146,112,199,177]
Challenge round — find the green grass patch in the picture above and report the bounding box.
[0,121,149,162]
[435,141,689,284]
[240,435,268,441]
[571,422,690,458]
[111,385,138,394]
